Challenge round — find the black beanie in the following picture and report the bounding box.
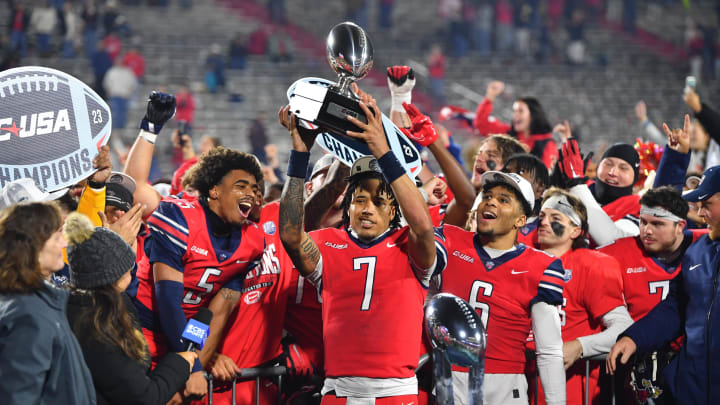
[601,143,640,183]
[64,213,136,289]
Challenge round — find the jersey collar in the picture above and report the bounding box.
[347,227,395,248]
[472,234,527,271]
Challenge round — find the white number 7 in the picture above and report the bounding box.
[354,257,377,311]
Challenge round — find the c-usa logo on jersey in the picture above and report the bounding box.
[263,221,276,235]
[563,269,572,282]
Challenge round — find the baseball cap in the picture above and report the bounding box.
[683,165,720,202]
[106,172,136,212]
[481,171,535,213]
[310,154,336,179]
[351,155,382,176]
[0,178,68,210]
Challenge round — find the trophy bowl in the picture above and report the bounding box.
[425,293,487,368]
[326,21,374,92]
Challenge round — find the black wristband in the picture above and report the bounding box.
[87,180,106,189]
[287,150,310,179]
[377,151,406,184]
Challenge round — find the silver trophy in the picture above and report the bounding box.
[289,21,373,137]
[425,293,487,405]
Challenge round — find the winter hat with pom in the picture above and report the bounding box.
[63,212,136,289]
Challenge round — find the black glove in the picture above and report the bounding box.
[140,91,176,134]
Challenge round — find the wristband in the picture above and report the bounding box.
[287,150,310,178]
[139,130,157,144]
[87,180,106,190]
[140,118,164,135]
[391,91,411,112]
[377,151,406,184]
[418,187,429,203]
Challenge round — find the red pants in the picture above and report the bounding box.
[321,393,419,405]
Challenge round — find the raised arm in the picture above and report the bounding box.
[473,81,511,135]
[304,159,350,231]
[124,92,176,217]
[278,106,322,277]
[346,100,436,269]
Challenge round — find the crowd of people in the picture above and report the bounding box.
[3,8,720,402]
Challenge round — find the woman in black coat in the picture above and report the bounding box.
[63,212,197,405]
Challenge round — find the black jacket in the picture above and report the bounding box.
[67,292,190,405]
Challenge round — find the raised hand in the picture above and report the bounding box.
[485,81,505,102]
[278,105,318,153]
[345,100,389,158]
[423,176,448,205]
[662,114,691,154]
[683,87,702,113]
[402,102,438,147]
[140,91,176,134]
[634,100,648,122]
[387,65,416,111]
[90,145,112,184]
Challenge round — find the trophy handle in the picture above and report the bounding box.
[335,75,356,98]
[468,356,485,405]
[432,348,454,405]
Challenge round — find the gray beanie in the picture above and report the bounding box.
[64,213,136,289]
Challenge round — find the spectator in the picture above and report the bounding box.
[91,42,113,99]
[378,0,393,29]
[64,213,196,405]
[61,3,80,58]
[122,43,145,81]
[249,112,268,163]
[102,31,122,62]
[427,45,447,107]
[103,0,119,35]
[174,85,196,130]
[205,44,226,93]
[267,0,286,23]
[8,1,30,57]
[268,26,294,63]
[495,0,514,52]
[30,1,58,57]
[438,0,465,57]
[566,9,586,65]
[228,33,247,69]
[103,59,138,129]
[81,0,100,58]
[247,26,268,55]
[472,0,493,55]
[0,202,96,405]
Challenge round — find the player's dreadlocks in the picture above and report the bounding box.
[340,171,402,231]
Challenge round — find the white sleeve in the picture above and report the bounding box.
[569,184,639,247]
[305,256,323,292]
[531,302,566,405]
[576,306,634,359]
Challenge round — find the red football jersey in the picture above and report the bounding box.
[437,225,564,374]
[218,202,293,368]
[517,218,539,248]
[284,271,324,369]
[136,198,265,321]
[598,230,704,321]
[309,226,446,379]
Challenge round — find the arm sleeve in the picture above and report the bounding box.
[569,183,639,247]
[411,228,449,287]
[653,146,691,191]
[531,258,565,307]
[472,98,512,135]
[154,279,188,354]
[696,102,720,145]
[641,120,666,145]
[446,137,464,168]
[82,341,190,405]
[622,273,686,354]
[76,184,106,227]
[0,312,52,404]
[145,202,189,272]
[531,302,566,405]
[577,306,634,358]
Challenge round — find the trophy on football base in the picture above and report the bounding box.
[287,22,422,177]
[425,293,487,405]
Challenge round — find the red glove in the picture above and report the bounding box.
[386,66,415,86]
[402,102,438,147]
[561,138,585,180]
[282,341,314,378]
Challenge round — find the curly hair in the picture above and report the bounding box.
[189,147,263,199]
[639,186,689,219]
[341,171,402,231]
[0,202,63,294]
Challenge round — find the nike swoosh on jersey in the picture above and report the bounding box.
[511,270,528,274]
[387,242,397,248]
[689,264,701,271]
[698,194,709,200]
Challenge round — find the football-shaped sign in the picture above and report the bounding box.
[0,66,112,192]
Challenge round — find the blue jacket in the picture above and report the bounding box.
[623,234,720,405]
[653,145,690,191]
[0,282,96,405]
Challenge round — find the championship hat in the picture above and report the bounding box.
[0,178,68,210]
[481,171,535,214]
[105,172,136,212]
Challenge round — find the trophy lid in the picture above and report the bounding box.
[326,22,374,81]
[425,293,486,367]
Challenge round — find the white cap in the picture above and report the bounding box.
[0,178,68,210]
[480,171,535,213]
